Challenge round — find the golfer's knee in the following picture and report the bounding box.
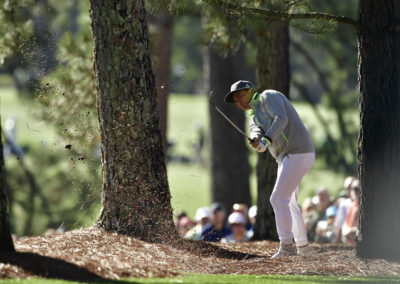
[270,191,288,209]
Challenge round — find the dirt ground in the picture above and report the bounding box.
[1,227,399,281]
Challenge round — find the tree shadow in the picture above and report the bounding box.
[172,239,265,260]
[0,251,126,283]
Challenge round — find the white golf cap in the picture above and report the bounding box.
[344,176,355,189]
[248,205,257,219]
[228,212,246,225]
[195,207,211,222]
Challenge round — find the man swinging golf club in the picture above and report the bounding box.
[225,80,315,258]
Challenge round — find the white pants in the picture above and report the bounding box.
[270,152,315,247]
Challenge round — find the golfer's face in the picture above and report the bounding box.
[233,90,251,110]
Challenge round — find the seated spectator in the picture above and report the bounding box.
[221,212,252,243]
[341,180,360,246]
[302,197,319,241]
[232,203,253,233]
[333,176,356,242]
[201,203,232,242]
[313,187,332,215]
[248,205,257,226]
[315,205,338,243]
[184,207,212,240]
[177,216,195,237]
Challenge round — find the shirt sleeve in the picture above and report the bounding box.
[262,92,288,142]
[249,116,263,140]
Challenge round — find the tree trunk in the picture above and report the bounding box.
[90,0,176,242]
[253,22,290,241]
[205,42,252,213]
[153,10,174,154]
[0,116,15,252]
[356,0,400,260]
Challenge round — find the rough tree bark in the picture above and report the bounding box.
[90,0,176,242]
[253,22,290,241]
[356,0,400,260]
[205,42,252,212]
[0,116,15,252]
[153,10,174,154]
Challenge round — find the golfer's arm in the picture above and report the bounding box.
[262,94,288,142]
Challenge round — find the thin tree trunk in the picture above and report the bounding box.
[356,0,400,260]
[253,22,289,241]
[153,10,174,154]
[90,0,176,242]
[205,41,252,213]
[0,116,15,252]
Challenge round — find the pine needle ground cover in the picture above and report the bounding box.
[1,228,399,281]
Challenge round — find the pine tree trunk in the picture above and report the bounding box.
[90,0,176,242]
[0,116,15,252]
[205,42,252,212]
[253,22,290,241]
[356,0,400,260]
[153,11,174,154]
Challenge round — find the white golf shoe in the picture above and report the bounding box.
[270,244,296,259]
[297,244,314,255]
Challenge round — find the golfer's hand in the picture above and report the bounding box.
[250,137,260,148]
[254,137,269,153]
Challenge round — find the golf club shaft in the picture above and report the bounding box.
[209,96,252,141]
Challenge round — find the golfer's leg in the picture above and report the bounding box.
[270,156,309,245]
[289,153,315,246]
[289,187,308,247]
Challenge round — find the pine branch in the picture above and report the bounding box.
[210,0,362,30]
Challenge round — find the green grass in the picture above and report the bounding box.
[1,274,399,284]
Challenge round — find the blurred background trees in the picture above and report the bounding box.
[0,0,359,237]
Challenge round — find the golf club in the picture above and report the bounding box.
[208,91,254,143]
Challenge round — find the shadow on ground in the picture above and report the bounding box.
[0,251,118,283]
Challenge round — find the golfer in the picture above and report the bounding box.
[225,80,315,258]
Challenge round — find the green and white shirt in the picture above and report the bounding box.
[248,90,314,163]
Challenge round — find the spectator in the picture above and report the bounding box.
[221,212,252,243]
[315,205,338,243]
[248,205,257,226]
[184,207,212,240]
[341,180,360,246]
[301,197,319,241]
[232,203,253,232]
[334,176,356,243]
[313,187,332,214]
[201,203,232,242]
[177,216,195,237]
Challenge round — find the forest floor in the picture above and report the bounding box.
[1,227,399,281]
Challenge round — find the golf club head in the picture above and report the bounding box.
[208,91,216,107]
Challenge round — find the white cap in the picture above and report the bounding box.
[195,207,211,222]
[248,205,257,219]
[351,179,360,189]
[228,212,246,225]
[344,176,355,189]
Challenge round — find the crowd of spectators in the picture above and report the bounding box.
[176,202,257,243]
[302,176,360,246]
[175,176,360,245]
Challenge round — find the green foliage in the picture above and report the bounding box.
[170,17,204,93]
[2,86,101,236]
[0,0,34,65]
[37,31,97,153]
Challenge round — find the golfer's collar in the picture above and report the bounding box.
[248,92,260,114]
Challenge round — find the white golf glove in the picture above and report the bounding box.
[255,137,270,153]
